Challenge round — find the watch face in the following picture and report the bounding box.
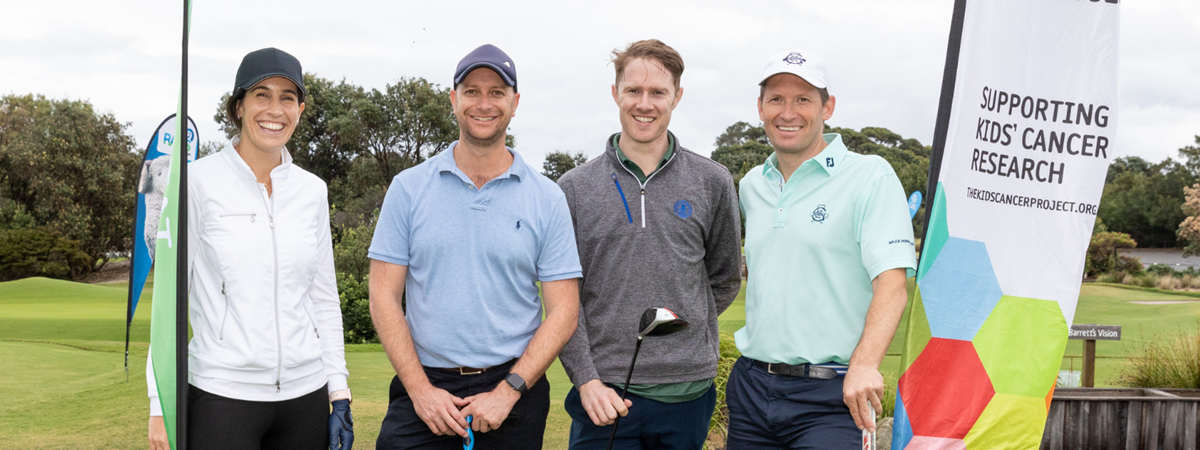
[506,373,526,393]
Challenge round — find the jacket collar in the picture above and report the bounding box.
[220,136,293,182]
[604,130,680,169]
[763,133,847,178]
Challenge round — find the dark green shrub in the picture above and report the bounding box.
[337,272,377,344]
[0,227,91,281]
[1115,255,1144,276]
[706,333,740,450]
[1146,263,1176,277]
[1095,273,1119,283]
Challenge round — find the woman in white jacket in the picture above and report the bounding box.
[148,47,353,450]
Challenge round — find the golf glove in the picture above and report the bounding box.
[329,399,354,450]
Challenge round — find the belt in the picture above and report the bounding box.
[429,366,492,375]
[750,359,840,380]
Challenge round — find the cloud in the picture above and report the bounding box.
[0,0,1195,168]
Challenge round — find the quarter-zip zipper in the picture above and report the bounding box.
[615,152,676,228]
[255,182,282,393]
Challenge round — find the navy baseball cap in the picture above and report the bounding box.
[454,44,517,92]
[234,48,306,101]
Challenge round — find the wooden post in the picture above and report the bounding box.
[1070,324,1120,388]
[1082,339,1096,388]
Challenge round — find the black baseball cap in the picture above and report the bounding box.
[454,44,517,92]
[234,48,306,101]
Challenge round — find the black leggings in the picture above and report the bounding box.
[187,384,328,450]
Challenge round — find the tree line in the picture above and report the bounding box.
[2,73,1198,340]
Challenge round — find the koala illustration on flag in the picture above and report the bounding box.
[138,155,172,259]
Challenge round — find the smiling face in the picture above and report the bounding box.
[451,68,519,148]
[236,76,305,153]
[612,57,682,147]
[758,73,835,158]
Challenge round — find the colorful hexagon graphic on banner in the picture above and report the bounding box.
[916,237,1003,341]
[916,183,949,284]
[893,392,914,450]
[972,295,1069,398]
[963,394,1049,449]
[898,338,995,439]
[907,437,967,450]
[902,286,934,373]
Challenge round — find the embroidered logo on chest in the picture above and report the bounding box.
[674,200,693,219]
[811,204,828,223]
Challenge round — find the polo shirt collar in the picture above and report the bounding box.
[437,140,527,182]
[762,133,847,177]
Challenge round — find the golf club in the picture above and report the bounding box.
[605,307,689,450]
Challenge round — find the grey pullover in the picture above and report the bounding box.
[557,132,742,387]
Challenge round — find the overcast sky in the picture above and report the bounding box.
[3,0,1198,169]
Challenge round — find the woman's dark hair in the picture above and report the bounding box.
[223,90,246,132]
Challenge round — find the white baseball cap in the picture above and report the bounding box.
[760,50,829,90]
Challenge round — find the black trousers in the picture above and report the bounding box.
[187,384,328,450]
[376,359,550,450]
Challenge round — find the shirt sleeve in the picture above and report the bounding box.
[146,350,162,416]
[368,177,413,266]
[536,191,583,282]
[858,172,918,280]
[309,189,349,393]
[705,169,742,315]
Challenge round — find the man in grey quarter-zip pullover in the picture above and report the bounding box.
[556,39,742,450]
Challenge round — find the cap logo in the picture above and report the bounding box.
[783,52,806,66]
[503,61,511,68]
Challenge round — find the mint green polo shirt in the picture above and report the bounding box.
[735,133,916,365]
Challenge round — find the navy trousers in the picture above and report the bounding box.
[725,357,860,449]
[375,359,550,450]
[564,383,716,450]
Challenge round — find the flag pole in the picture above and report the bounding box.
[176,0,190,447]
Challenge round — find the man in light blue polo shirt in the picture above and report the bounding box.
[727,50,916,449]
[368,44,582,450]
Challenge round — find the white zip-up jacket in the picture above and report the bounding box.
[148,142,348,415]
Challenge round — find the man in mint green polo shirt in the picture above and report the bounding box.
[556,39,743,450]
[727,50,916,449]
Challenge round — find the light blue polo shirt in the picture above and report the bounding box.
[368,142,582,368]
[736,133,916,366]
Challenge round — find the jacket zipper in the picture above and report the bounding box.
[300,302,319,338]
[615,152,676,228]
[219,281,228,340]
[255,183,282,393]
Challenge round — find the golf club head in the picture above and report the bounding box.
[637,307,688,338]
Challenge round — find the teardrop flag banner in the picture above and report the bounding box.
[146,1,192,448]
[894,0,1119,448]
[125,114,197,378]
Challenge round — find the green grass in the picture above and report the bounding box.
[2,277,1199,448]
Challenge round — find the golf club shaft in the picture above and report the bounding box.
[606,337,642,450]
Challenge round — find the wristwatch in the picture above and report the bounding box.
[504,373,528,395]
[329,389,352,404]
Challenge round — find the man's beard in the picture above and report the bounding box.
[462,116,510,148]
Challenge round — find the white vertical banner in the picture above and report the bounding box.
[895,1,1120,449]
